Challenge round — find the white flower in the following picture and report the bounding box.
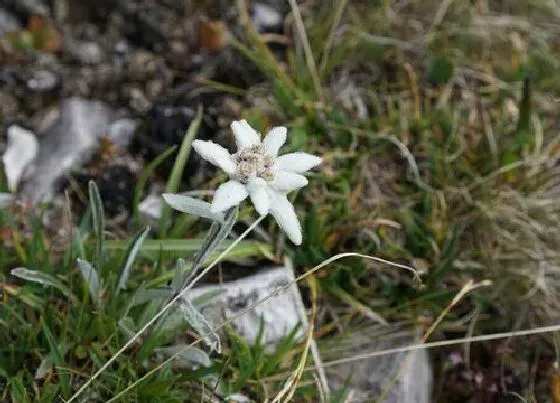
[192,120,322,245]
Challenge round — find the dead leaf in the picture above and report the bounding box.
[552,372,560,403]
[27,15,61,53]
[199,19,228,51]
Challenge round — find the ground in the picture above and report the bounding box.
[1,0,560,402]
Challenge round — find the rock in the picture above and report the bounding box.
[21,98,115,202]
[188,266,305,351]
[138,194,163,220]
[1,0,49,18]
[0,193,14,208]
[0,8,21,36]
[107,118,137,146]
[2,125,39,192]
[71,41,103,65]
[251,3,283,33]
[27,70,58,92]
[94,164,136,216]
[323,326,432,403]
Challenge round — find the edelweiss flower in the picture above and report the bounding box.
[192,120,321,245]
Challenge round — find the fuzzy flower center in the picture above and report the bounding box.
[234,144,275,183]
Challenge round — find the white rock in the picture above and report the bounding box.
[27,70,58,92]
[323,325,432,403]
[21,98,114,202]
[0,193,14,208]
[251,3,282,32]
[189,266,305,351]
[0,8,21,36]
[108,118,137,146]
[2,125,39,192]
[75,41,103,65]
[138,194,163,220]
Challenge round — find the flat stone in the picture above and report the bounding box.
[138,194,163,220]
[188,265,305,351]
[2,125,39,192]
[251,3,283,33]
[21,98,114,202]
[27,70,58,92]
[0,8,21,36]
[323,325,432,403]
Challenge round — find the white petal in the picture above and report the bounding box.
[231,120,260,150]
[269,193,303,245]
[192,140,236,175]
[210,180,248,213]
[247,177,270,216]
[271,171,308,193]
[262,126,287,156]
[275,152,322,173]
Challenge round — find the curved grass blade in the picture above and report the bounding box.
[88,181,105,269]
[159,107,203,235]
[41,319,71,398]
[10,267,78,304]
[133,145,177,223]
[117,227,151,292]
[77,258,101,306]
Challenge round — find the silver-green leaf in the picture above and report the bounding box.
[77,258,101,306]
[10,267,78,304]
[179,296,220,353]
[162,193,224,222]
[117,227,150,292]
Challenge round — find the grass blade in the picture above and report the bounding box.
[88,181,105,270]
[41,319,71,398]
[159,107,203,235]
[117,227,151,292]
[133,145,177,223]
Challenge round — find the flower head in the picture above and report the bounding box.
[192,120,322,245]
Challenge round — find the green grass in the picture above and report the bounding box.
[2,0,560,401]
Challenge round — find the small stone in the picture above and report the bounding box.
[251,3,283,33]
[324,326,432,403]
[73,41,103,65]
[2,125,39,192]
[188,266,305,351]
[107,118,137,146]
[138,194,163,220]
[127,87,151,113]
[0,8,21,36]
[21,98,115,202]
[27,70,58,92]
[0,193,14,208]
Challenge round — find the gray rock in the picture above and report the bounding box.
[71,41,103,65]
[0,8,21,36]
[21,98,115,202]
[251,3,283,33]
[107,118,137,146]
[138,194,163,220]
[27,70,58,92]
[2,125,39,192]
[323,326,432,403]
[188,266,305,351]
